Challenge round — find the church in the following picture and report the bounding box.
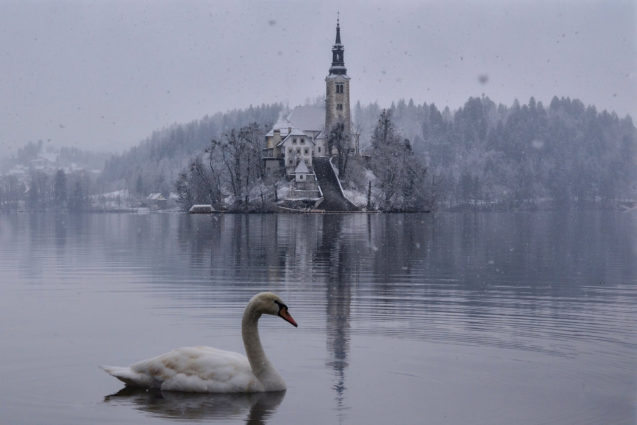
[262,20,358,180]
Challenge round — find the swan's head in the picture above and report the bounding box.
[250,292,298,327]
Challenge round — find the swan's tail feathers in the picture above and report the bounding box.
[101,365,141,386]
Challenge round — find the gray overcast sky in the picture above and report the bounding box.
[1,0,635,153]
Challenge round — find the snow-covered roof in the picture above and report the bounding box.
[266,114,293,137]
[101,189,130,199]
[326,73,350,81]
[294,160,310,174]
[287,105,324,132]
[267,105,325,138]
[288,127,306,137]
[277,128,316,147]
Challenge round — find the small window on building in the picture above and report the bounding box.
[300,139,304,144]
[288,148,292,154]
[336,83,344,94]
[336,103,343,111]
[318,147,321,153]
[296,148,300,154]
[293,138,297,144]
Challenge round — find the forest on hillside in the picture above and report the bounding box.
[2,96,634,212]
[357,96,635,209]
[174,96,635,211]
[98,104,283,197]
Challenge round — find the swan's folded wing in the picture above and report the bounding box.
[128,346,261,392]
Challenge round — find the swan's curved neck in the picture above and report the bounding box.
[241,302,274,379]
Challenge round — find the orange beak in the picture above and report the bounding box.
[279,308,298,327]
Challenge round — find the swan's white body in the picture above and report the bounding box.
[103,292,297,393]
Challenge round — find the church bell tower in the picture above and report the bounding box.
[325,18,352,146]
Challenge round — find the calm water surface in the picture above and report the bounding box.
[0,212,635,424]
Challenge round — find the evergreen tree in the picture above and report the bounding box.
[53,169,67,208]
[68,180,87,212]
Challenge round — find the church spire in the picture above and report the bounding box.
[329,17,346,75]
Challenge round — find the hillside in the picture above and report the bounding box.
[6,96,632,212]
[355,96,636,208]
[98,104,283,196]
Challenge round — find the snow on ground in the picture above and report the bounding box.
[99,189,130,199]
[277,181,292,200]
[343,189,367,208]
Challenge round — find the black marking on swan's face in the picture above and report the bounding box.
[273,299,287,313]
[274,299,297,327]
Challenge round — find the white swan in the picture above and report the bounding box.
[102,292,297,393]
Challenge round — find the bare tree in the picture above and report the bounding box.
[207,123,266,208]
[327,122,351,177]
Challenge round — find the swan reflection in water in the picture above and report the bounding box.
[104,386,285,423]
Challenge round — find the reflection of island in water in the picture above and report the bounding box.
[105,387,285,424]
[315,214,355,417]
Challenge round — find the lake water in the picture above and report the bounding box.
[0,212,635,425]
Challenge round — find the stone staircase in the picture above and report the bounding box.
[312,157,358,211]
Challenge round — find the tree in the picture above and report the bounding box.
[175,172,194,211]
[208,123,266,208]
[135,173,145,197]
[53,169,67,209]
[68,180,87,212]
[190,156,216,206]
[175,123,271,211]
[369,110,430,211]
[99,103,282,197]
[370,110,402,208]
[327,122,351,177]
[174,155,219,212]
[27,171,49,210]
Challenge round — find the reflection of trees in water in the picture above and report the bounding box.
[49,211,634,385]
[177,214,313,286]
[11,211,634,322]
[363,211,636,296]
[426,212,636,294]
[370,214,432,287]
[105,386,285,424]
[15,211,633,298]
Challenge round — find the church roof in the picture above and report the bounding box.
[267,105,325,137]
[266,115,292,137]
[287,127,307,137]
[287,105,324,132]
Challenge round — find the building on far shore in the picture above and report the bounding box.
[263,19,359,179]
